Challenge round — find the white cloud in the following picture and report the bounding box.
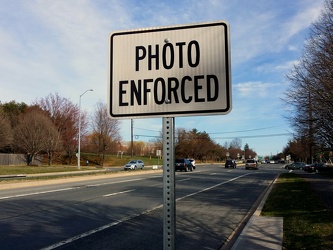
[282,3,324,41]
[274,60,300,71]
[234,81,281,97]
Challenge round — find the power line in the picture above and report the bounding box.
[207,125,286,134]
[212,133,292,140]
[133,132,292,140]
[134,124,287,135]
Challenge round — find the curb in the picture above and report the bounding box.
[221,174,281,250]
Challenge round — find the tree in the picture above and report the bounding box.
[34,93,82,164]
[230,138,242,149]
[285,0,333,161]
[14,109,60,165]
[1,101,28,128]
[0,106,13,151]
[126,141,145,156]
[243,143,256,159]
[43,124,63,166]
[90,101,121,165]
[175,128,218,161]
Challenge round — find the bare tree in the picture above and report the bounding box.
[44,124,63,166]
[285,0,333,161]
[230,138,242,150]
[14,110,60,165]
[90,101,121,165]
[34,92,85,164]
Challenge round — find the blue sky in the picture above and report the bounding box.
[0,0,326,157]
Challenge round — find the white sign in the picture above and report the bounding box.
[109,21,231,118]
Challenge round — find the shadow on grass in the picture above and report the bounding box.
[262,173,333,250]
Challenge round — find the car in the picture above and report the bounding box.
[303,163,325,173]
[284,162,306,170]
[188,159,196,169]
[245,159,258,170]
[315,164,333,174]
[175,158,193,172]
[225,159,236,168]
[124,160,144,170]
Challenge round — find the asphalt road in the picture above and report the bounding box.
[0,164,285,250]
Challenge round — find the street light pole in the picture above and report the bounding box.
[78,89,93,169]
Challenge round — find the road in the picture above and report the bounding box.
[0,164,285,250]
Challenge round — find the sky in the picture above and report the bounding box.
[0,0,326,157]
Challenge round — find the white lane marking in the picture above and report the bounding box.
[103,189,135,197]
[41,203,164,250]
[41,172,252,250]
[176,173,252,202]
[0,187,78,200]
[0,178,146,200]
[178,178,191,182]
[85,178,145,187]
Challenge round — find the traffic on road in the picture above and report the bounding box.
[0,164,285,249]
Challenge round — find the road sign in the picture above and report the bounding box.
[109,21,231,118]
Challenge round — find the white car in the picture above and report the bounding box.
[124,160,144,170]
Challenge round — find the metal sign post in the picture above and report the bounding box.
[162,117,175,250]
[108,21,231,249]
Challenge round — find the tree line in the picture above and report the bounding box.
[282,0,333,163]
[0,93,122,166]
[0,93,257,166]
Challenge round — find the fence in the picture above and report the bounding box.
[0,153,42,166]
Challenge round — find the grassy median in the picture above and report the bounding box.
[261,173,333,249]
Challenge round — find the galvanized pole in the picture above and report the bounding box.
[131,119,134,157]
[162,117,175,250]
[78,89,93,169]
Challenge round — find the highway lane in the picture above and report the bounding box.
[0,164,284,249]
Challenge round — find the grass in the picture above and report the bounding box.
[261,173,333,250]
[0,155,163,175]
[0,165,99,175]
[0,155,164,183]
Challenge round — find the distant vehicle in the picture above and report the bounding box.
[175,158,193,172]
[124,160,145,170]
[245,159,258,170]
[284,162,306,170]
[225,159,236,168]
[188,159,196,169]
[269,160,275,164]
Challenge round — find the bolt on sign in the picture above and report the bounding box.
[108,21,231,119]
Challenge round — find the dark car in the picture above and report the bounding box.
[245,159,258,170]
[285,162,306,170]
[315,164,333,174]
[175,158,193,172]
[303,163,326,173]
[225,159,236,168]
